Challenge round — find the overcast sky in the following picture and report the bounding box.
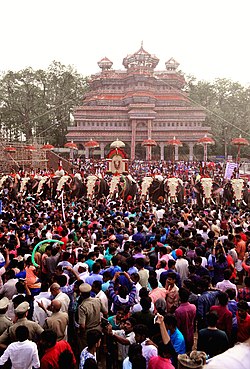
[1,0,250,85]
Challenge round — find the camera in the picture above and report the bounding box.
[101,317,109,328]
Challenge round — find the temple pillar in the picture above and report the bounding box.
[131,120,136,160]
[174,145,179,161]
[100,142,105,159]
[147,119,152,161]
[85,147,89,159]
[160,142,165,161]
[188,142,194,162]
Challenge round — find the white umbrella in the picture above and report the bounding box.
[110,138,125,148]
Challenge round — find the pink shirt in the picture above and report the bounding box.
[148,356,174,369]
[175,302,196,351]
[149,287,167,305]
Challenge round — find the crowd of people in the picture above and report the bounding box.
[0,161,249,369]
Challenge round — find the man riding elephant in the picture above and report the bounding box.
[118,174,138,201]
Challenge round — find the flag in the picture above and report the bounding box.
[224,162,238,179]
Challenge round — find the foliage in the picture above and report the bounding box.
[0,62,87,145]
[185,76,250,157]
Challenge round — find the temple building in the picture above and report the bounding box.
[66,45,211,160]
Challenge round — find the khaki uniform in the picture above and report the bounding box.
[0,317,43,344]
[78,297,102,351]
[0,314,12,336]
[44,311,68,341]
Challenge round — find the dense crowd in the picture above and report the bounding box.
[0,162,249,369]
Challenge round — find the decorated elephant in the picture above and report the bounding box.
[118,174,138,201]
[194,178,222,208]
[148,178,165,203]
[141,176,153,200]
[223,179,250,207]
[164,177,185,205]
[70,175,87,200]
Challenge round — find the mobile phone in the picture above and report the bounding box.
[154,315,158,324]
[101,317,109,328]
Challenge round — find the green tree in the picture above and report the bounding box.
[0,62,87,145]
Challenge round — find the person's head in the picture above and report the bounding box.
[86,329,102,350]
[102,271,112,283]
[92,263,101,274]
[166,272,177,286]
[15,325,29,342]
[58,350,75,369]
[82,358,98,369]
[237,300,249,320]
[223,269,232,281]
[130,273,140,284]
[134,324,148,343]
[148,276,158,290]
[40,329,57,348]
[14,301,30,319]
[135,258,144,270]
[164,314,177,331]
[168,259,176,270]
[128,343,142,362]
[92,280,102,294]
[225,288,236,300]
[218,292,229,306]
[123,317,136,334]
[206,311,218,327]
[50,299,62,313]
[194,256,202,267]
[140,297,151,311]
[116,307,127,321]
[178,287,190,303]
[50,283,61,297]
[131,355,146,369]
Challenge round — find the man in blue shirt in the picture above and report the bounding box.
[165,314,186,354]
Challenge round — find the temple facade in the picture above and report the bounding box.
[67,45,211,161]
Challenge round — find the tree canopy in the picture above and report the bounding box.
[185,76,250,157]
[0,61,87,145]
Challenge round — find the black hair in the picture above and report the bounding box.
[16,325,29,342]
[86,329,102,348]
[206,311,218,327]
[41,329,57,347]
[178,287,190,303]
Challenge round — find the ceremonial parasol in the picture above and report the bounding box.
[142,139,157,161]
[166,137,182,162]
[84,139,99,148]
[24,145,36,151]
[64,141,78,161]
[64,141,78,150]
[41,143,54,150]
[4,146,16,152]
[197,135,215,163]
[231,135,249,163]
[84,139,99,159]
[110,138,125,148]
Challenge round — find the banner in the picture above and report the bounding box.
[224,162,238,179]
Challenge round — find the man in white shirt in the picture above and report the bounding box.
[216,269,238,297]
[0,325,40,369]
[49,283,70,313]
[133,324,157,368]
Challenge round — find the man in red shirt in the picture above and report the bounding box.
[210,292,232,340]
[175,287,196,352]
[40,330,76,369]
[237,300,250,342]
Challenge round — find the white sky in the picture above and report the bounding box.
[1,0,250,85]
